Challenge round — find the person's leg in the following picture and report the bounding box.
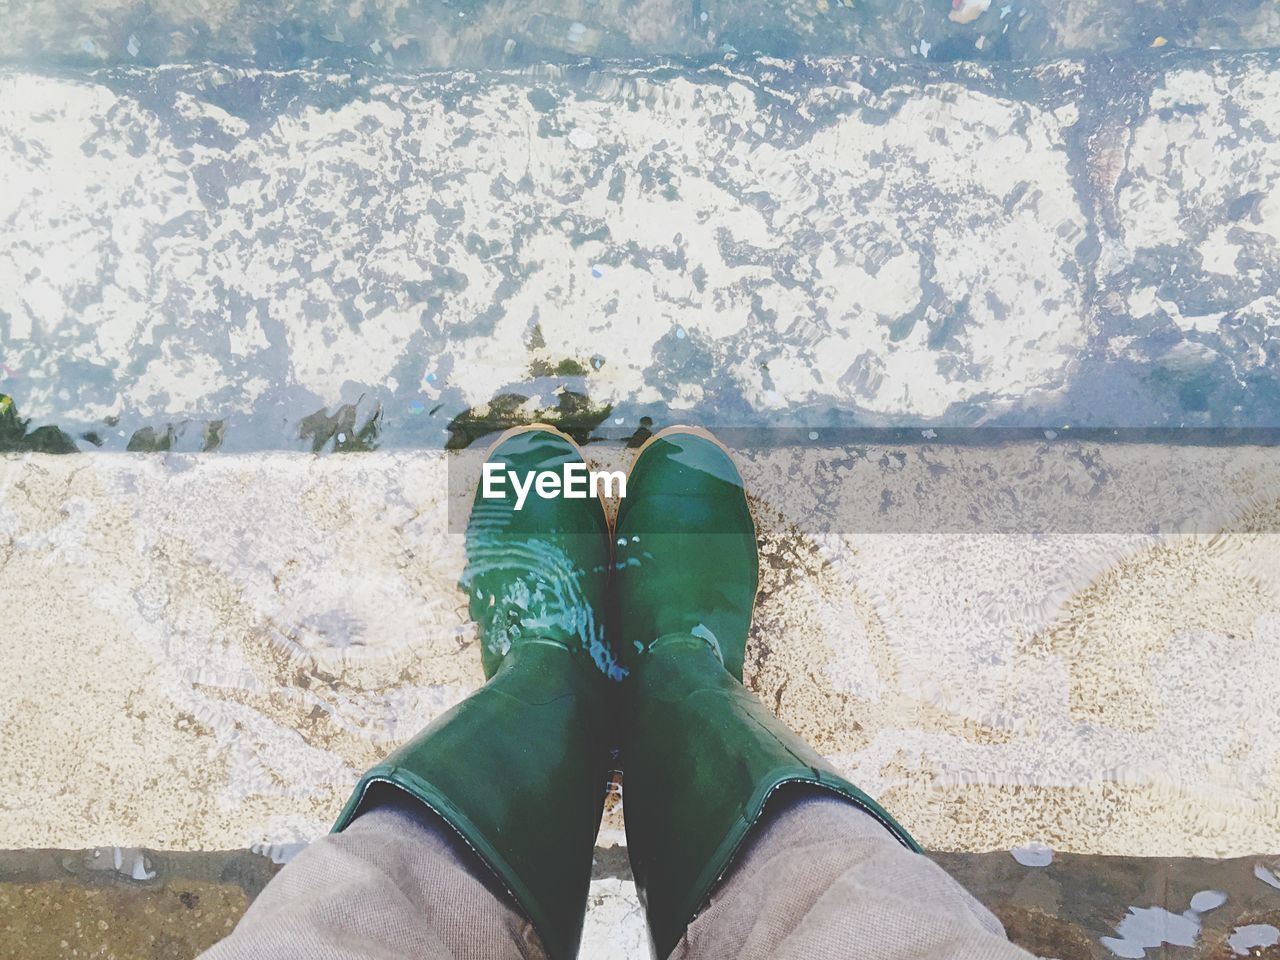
[673,790,1031,960]
[200,794,542,960]
[614,428,1028,960]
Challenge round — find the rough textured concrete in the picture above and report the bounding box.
[2,52,1279,450]
[2,446,1278,860]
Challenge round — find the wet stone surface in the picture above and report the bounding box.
[3,847,1279,959]
[0,848,273,960]
[2,448,1277,859]
[0,0,1278,70]
[1,51,1279,451]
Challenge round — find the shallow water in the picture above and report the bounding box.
[2,42,1280,451]
[2,0,1279,70]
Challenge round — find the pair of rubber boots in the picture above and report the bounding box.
[333,426,918,960]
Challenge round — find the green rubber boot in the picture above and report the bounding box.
[333,426,618,960]
[614,427,921,959]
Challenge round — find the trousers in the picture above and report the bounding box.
[200,791,1033,960]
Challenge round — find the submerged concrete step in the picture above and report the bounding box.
[2,443,1278,859]
[2,52,1279,450]
[2,442,1279,955]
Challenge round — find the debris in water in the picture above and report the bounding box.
[1011,841,1053,867]
[1151,36,1168,48]
[918,38,932,57]
[949,0,991,24]
[127,34,140,57]
[591,264,605,278]
[808,431,819,440]
[922,429,938,439]
[129,851,155,881]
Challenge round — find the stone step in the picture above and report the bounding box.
[2,52,1279,451]
[2,444,1278,860]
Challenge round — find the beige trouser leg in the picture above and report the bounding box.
[200,792,1030,960]
[673,792,1035,960]
[198,796,545,960]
